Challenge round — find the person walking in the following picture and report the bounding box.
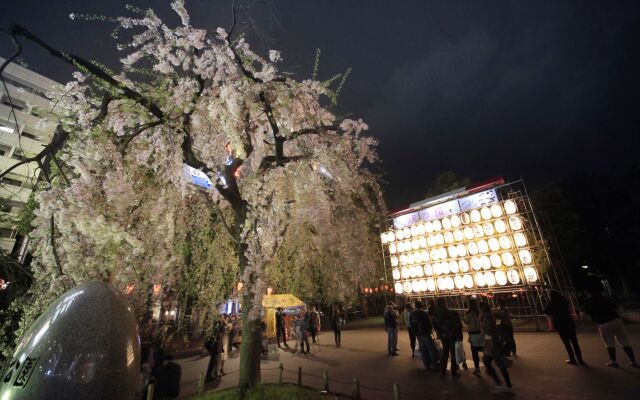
[275,307,288,348]
[495,298,516,356]
[218,316,229,375]
[204,325,222,382]
[479,301,513,394]
[307,306,321,344]
[410,301,438,370]
[331,305,344,348]
[544,290,585,365]
[432,298,462,377]
[463,298,484,376]
[584,288,638,368]
[295,312,310,354]
[384,304,399,356]
[403,303,417,358]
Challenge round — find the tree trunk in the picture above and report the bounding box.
[237,292,262,395]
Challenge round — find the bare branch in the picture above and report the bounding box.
[0,127,68,181]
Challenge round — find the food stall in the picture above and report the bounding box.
[261,294,305,339]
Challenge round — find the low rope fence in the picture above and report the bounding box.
[149,363,454,400]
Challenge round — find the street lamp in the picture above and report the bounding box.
[581,265,589,270]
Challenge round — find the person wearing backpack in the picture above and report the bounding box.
[410,301,438,370]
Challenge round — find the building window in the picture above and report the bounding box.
[0,144,11,156]
[20,131,38,140]
[0,176,23,187]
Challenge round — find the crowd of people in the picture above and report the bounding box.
[204,313,242,382]
[384,288,638,396]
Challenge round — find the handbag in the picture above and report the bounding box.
[455,340,466,364]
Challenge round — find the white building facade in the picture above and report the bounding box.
[0,57,61,256]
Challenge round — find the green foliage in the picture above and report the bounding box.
[424,171,472,198]
[15,194,38,236]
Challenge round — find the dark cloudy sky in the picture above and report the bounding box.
[2,0,639,209]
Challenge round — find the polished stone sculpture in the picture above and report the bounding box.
[0,281,141,399]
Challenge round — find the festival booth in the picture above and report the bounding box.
[262,294,305,339]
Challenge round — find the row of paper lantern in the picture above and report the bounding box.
[392,250,534,279]
[390,234,529,265]
[381,201,520,244]
[394,268,538,294]
[386,217,524,253]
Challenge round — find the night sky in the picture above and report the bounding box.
[2,0,639,210]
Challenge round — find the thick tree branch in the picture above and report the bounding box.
[289,124,339,139]
[0,127,68,181]
[117,120,164,154]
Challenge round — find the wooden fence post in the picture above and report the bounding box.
[441,390,450,400]
[146,383,154,400]
[297,366,302,386]
[278,363,284,384]
[352,377,360,400]
[323,370,329,392]
[198,372,205,394]
[393,383,400,400]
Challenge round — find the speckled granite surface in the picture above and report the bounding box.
[0,281,141,399]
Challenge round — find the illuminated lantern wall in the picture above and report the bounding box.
[381,186,543,296]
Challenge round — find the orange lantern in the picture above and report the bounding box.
[153,284,161,295]
[267,287,273,296]
[125,284,134,295]
[237,282,243,292]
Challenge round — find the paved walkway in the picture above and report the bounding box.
[177,325,640,399]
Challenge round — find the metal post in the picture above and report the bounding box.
[393,383,400,400]
[278,362,283,384]
[323,371,329,392]
[146,384,154,400]
[297,366,302,386]
[441,390,449,400]
[352,377,360,400]
[198,372,205,394]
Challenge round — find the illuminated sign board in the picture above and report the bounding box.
[381,190,540,295]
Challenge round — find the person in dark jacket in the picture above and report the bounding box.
[331,305,345,348]
[495,298,516,356]
[384,304,399,356]
[584,289,637,368]
[431,298,462,377]
[152,354,182,400]
[410,301,438,370]
[204,326,222,381]
[544,290,585,365]
[480,302,513,394]
[275,307,288,348]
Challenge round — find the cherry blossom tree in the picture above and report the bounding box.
[1,1,385,391]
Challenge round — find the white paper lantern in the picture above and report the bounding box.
[448,246,458,258]
[514,233,527,247]
[461,212,471,225]
[478,240,489,254]
[451,215,461,228]
[459,259,470,272]
[445,277,455,290]
[430,248,439,261]
[442,217,452,230]
[470,209,482,223]
[475,273,487,287]
[407,253,415,265]
[401,267,410,279]
[435,233,445,245]
[488,238,500,252]
[395,282,404,294]
[490,204,503,218]
[456,244,468,257]
[404,240,412,252]
[399,254,407,265]
[419,237,428,248]
[454,275,465,289]
[409,266,418,278]
[424,264,433,276]
[494,219,507,233]
[437,277,447,291]
[485,271,497,286]
[419,279,428,292]
[490,254,502,268]
[495,270,508,286]
[403,227,412,238]
[481,207,492,221]
[387,231,396,242]
[416,265,425,277]
[414,252,423,264]
[507,269,521,284]
[390,256,399,267]
[483,223,495,236]
[473,225,485,238]
[449,260,459,273]
[519,249,533,265]
[467,241,479,255]
[464,227,475,240]
[396,229,405,240]
[504,200,517,215]
[427,278,436,292]
[509,216,523,231]
[412,238,421,250]
[412,280,421,293]
[432,219,442,232]
[481,255,491,270]
[381,232,388,243]
[502,252,515,266]
[524,267,538,283]
[499,236,512,250]
[417,223,426,236]
[425,221,434,233]
[421,250,430,262]
[453,229,464,242]
[441,261,451,274]
[470,257,482,270]
[404,281,412,293]
[392,268,401,280]
[411,225,419,237]
[439,247,448,260]
[463,274,474,288]
[389,243,397,254]
[444,232,454,244]
[433,262,442,275]
[427,235,436,247]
